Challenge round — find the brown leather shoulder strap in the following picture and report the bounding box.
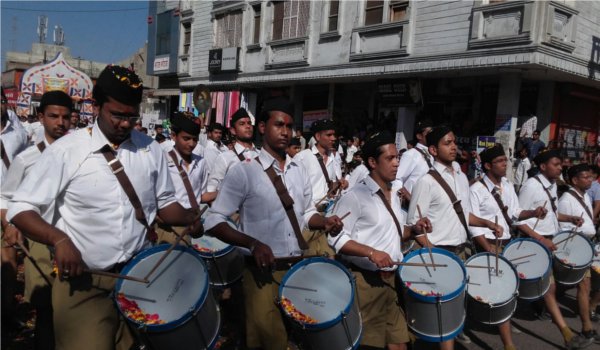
[1,140,11,169]
[428,169,470,235]
[168,150,199,210]
[255,157,308,250]
[533,176,558,213]
[415,147,433,168]
[375,190,403,238]
[100,145,156,241]
[314,152,333,191]
[567,189,594,222]
[37,142,46,153]
[479,179,513,226]
[234,147,246,162]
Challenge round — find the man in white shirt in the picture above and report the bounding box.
[469,144,546,350]
[204,97,343,350]
[155,112,210,244]
[6,65,203,350]
[1,90,72,350]
[557,164,600,344]
[329,132,431,350]
[202,122,228,171]
[286,136,302,158]
[513,147,531,193]
[516,150,591,349]
[294,119,348,255]
[205,108,258,201]
[344,136,359,163]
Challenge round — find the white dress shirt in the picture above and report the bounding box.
[166,148,209,209]
[7,110,25,131]
[558,187,595,237]
[329,176,404,271]
[516,175,560,236]
[294,146,341,205]
[408,161,471,246]
[1,120,29,183]
[7,122,177,270]
[160,139,174,153]
[204,149,317,258]
[207,142,258,192]
[345,145,358,163]
[394,143,433,193]
[346,164,369,192]
[513,157,531,190]
[469,175,522,240]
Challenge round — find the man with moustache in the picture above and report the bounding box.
[204,97,343,350]
[6,65,203,350]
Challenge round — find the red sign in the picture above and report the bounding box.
[3,88,18,107]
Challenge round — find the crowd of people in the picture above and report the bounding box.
[1,64,600,350]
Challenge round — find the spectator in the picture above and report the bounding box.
[524,129,546,161]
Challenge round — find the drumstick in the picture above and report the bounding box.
[509,253,536,261]
[282,285,318,293]
[84,269,149,284]
[466,264,495,269]
[531,200,548,231]
[143,231,186,281]
[340,211,351,221]
[393,262,448,268]
[417,205,435,271]
[495,216,499,276]
[15,241,53,287]
[315,187,338,208]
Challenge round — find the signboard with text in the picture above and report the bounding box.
[208,48,239,72]
[476,136,496,153]
[153,56,170,72]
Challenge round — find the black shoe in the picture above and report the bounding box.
[582,329,600,344]
[565,334,593,349]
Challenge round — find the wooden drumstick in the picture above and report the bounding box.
[417,205,435,271]
[340,211,351,221]
[84,269,149,284]
[554,212,585,246]
[509,253,536,261]
[315,187,337,208]
[531,200,548,231]
[15,241,53,287]
[495,216,499,276]
[393,262,448,268]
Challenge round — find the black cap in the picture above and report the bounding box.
[289,137,301,146]
[259,97,294,122]
[230,108,250,125]
[39,90,73,112]
[171,112,200,135]
[93,65,143,106]
[479,144,505,165]
[567,164,591,180]
[426,125,453,147]
[362,131,396,161]
[415,118,433,134]
[207,122,225,132]
[310,119,335,133]
[533,149,562,166]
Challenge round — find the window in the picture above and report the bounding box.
[365,0,384,26]
[328,0,339,32]
[156,12,171,55]
[253,4,261,43]
[182,22,191,55]
[389,0,408,22]
[215,11,242,48]
[272,0,310,41]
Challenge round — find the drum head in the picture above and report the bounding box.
[552,231,593,267]
[115,245,209,330]
[503,239,551,280]
[191,235,233,257]
[466,253,518,304]
[279,258,354,328]
[399,248,466,301]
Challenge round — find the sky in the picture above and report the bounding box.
[1,0,150,70]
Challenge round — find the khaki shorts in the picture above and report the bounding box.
[353,269,410,347]
[24,240,54,303]
[154,223,191,245]
[301,227,335,257]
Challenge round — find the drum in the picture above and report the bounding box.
[552,231,594,286]
[502,239,551,300]
[115,245,220,350]
[398,248,467,342]
[465,253,519,325]
[402,239,416,255]
[591,243,600,291]
[191,235,244,287]
[278,257,362,350]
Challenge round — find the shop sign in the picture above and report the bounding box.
[208,49,222,72]
[3,88,18,107]
[476,136,496,153]
[153,56,170,72]
[208,48,239,72]
[377,79,422,106]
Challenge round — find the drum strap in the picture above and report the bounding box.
[479,179,513,227]
[255,157,309,250]
[566,189,594,222]
[100,145,157,242]
[533,176,558,213]
[375,190,403,238]
[167,150,199,210]
[415,147,433,169]
[1,140,10,169]
[428,170,471,236]
[234,147,246,162]
[36,141,46,153]
[314,152,335,191]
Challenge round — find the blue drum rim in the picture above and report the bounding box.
[465,252,520,307]
[114,244,210,332]
[398,248,467,303]
[552,231,594,269]
[502,238,552,281]
[278,257,356,330]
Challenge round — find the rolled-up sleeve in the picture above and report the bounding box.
[407,178,432,227]
[207,155,227,192]
[468,187,486,238]
[516,182,537,228]
[328,192,360,252]
[153,147,177,210]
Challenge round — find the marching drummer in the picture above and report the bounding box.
[407,125,503,349]
[516,149,592,349]
[5,65,203,350]
[204,97,344,350]
[328,132,432,350]
[468,144,546,350]
[294,119,348,255]
[155,112,210,244]
[557,163,600,344]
